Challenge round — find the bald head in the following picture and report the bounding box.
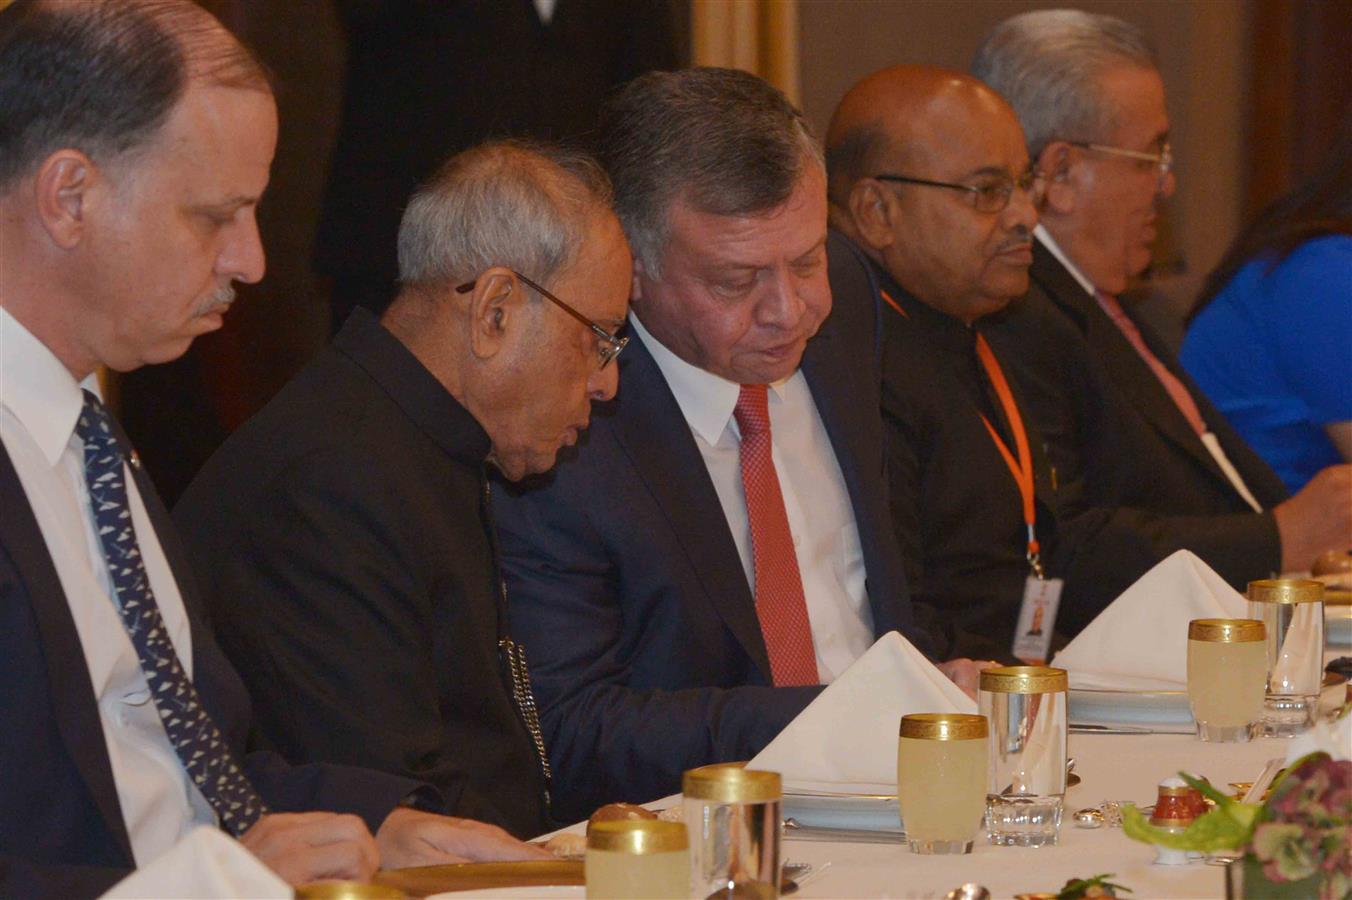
[826,65,1037,324]
[826,65,1017,210]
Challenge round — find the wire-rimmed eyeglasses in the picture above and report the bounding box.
[871,166,1045,213]
[456,269,628,369]
[1067,140,1173,181]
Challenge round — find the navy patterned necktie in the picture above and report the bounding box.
[75,390,267,836]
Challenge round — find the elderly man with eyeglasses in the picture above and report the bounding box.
[971,10,1352,596]
[174,141,632,839]
[825,64,1094,663]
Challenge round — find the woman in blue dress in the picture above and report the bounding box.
[1182,112,1352,493]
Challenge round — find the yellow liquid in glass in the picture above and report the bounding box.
[585,848,689,900]
[897,736,987,842]
[1188,638,1266,726]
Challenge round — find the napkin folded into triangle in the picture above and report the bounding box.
[750,630,974,792]
[1052,549,1247,691]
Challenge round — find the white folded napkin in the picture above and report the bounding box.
[101,826,290,899]
[1052,549,1247,691]
[749,630,975,793]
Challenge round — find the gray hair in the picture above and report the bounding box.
[0,0,269,190]
[397,139,613,290]
[597,66,823,276]
[971,9,1157,158]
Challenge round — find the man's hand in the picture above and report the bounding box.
[375,807,553,869]
[1274,463,1352,572]
[239,812,379,886]
[937,657,1002,699]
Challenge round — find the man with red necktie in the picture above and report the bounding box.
[493,67,988,823]
[972,10,1352,594]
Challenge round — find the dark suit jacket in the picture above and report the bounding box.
[0,417,416,898]
[492,233,933,822]
[853,261,1070,658]
[983,239,1289,594]
[174,310,548,839]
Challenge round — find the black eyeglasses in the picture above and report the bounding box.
[872,166,1045,213]
[456,269,628,369]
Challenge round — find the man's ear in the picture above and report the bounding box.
[848,179,898,252]
[33,150,97,250]
[466,267,523,360]
[1037,142,1076,216]
[629,257,647,306]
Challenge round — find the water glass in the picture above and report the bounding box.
[1249,579,1325,736]
[897,713,988,854]
[683,763,781,898]
[980,666,1068,847]
[585,819,689,900]
[1187,618,1267,741]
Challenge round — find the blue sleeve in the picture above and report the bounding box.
[1266,236,1352,423]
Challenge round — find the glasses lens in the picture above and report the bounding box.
[599,336,627,369]
[973,181,1014,214]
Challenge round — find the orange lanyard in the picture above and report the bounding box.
[974,333,1044,578]
[882,287,1042,576]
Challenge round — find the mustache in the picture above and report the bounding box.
[194,284,237,317]
[996,226,1034,254]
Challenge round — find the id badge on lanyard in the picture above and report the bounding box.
[973,334,1065,663]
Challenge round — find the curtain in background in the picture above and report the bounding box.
[691,0,800,106]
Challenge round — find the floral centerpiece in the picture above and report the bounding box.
[1122,753,1351,899]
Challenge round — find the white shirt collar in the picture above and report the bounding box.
[0,306,99,467]
[1035,224,1097,297]
[628,312,792,446]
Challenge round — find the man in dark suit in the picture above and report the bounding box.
[823,65,1081,659]
[492,68,989,823]
[0,4,540,895]
[972,10,1352,584]
[176,141,633,837]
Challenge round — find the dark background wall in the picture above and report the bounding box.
[117,0,1350,505]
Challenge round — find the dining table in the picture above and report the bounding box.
[403,730,1290,900]
[773,731,1280,899]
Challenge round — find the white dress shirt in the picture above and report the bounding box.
[1034,226,1263,512]
[0,307,215,864]
[629,314,874,682]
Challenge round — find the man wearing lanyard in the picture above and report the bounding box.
[972,9,1352,585]
[825,65,1083,662]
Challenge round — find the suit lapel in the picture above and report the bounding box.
[0,443,134,863]
[797,313,903,637]
[1030,246,1235,488]
[608,331,773,681]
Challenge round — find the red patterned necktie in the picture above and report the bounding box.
[733,384,820,687]
[1094,291,1208,437]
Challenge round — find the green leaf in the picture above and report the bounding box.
[1121,799,1258,852]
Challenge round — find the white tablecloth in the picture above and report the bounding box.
[513,733,1284,900]
[784,732,1279,900]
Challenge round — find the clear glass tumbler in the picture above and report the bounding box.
[683,764,781,898]
[980,666,1068,847]
[1187,618,1267,742]
[897,713,989,854]
[1248,579,1325,736]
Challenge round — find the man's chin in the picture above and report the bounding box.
[731,343,807,384]
[488,446,561,482]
